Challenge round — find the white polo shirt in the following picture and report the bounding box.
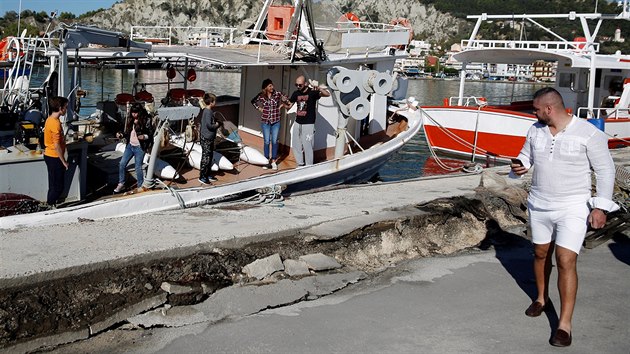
[515,116,618,212]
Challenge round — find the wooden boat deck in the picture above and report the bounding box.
[86,118,407,198]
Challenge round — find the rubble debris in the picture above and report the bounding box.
[242,253,284,280]
[122,271,366,329]
[127,305,208,328]
[160,282,194,295]
[299,253,342,271]
[89,294,168,335]
[283,259,311,277]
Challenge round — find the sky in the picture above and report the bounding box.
[1,0,118,17]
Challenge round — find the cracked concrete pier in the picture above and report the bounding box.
[1,158,628,352]
[0,166,524,287]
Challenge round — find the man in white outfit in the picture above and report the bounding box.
[511,87,618,347]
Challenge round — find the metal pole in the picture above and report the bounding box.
[17,0,22,36]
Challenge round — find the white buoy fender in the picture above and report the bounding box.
[188,150,233,171]
[240,146,269,165]
[115,142,126,153]
[142,155,179,180]
[187,150,202,170]
[213,151,233,170]
[184,142,203,153]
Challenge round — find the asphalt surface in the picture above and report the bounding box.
[51,237,630,353]
[159,239,630,353]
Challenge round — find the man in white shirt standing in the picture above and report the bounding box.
[511,87,618,347]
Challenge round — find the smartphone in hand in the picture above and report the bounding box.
[511,158,524,166]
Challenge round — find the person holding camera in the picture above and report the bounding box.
[198,93,222,185]
[285,75,330,167]
[510,87,618,347]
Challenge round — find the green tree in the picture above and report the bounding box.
[3,22,40,37]
[78,9,105,19]
[34,11,49,23]
[59,12,76,21]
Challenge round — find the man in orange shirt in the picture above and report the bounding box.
[43,96,69,206]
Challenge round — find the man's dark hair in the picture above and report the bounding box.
[533,87,564,107]
[48,96,68,113]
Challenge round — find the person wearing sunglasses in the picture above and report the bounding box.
[285,75,330,166]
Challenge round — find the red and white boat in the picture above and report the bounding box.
[421,2,630,163]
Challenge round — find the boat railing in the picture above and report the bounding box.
[461,39,599,55]
[448,94,532,107]
[1,36,50,107]
[324,21,407,34]
[313,21,411,54]
[130,26,238,47]
[579,106,630,119]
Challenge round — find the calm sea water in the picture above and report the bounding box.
[380,78,549,181]
[5,68,548,181]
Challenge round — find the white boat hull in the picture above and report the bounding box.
[421,106,630,161]
[420,106,536,161]
[0,113,422,230]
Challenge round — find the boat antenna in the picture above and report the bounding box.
[16,0,22,36]
[44,11,58,35]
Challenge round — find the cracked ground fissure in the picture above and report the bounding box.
[0,188,528,351]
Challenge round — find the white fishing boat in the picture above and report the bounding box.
[420,2,630,163]
[0,0,421,229]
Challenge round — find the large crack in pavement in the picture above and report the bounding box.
[1,179,529,352]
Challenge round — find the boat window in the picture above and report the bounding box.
[558,73,574,88]
[595,69,602,88]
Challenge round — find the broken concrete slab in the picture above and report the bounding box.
[4,328,90,354]
[299,253,342,271]
[193,270,367,324]
[297,271,367,297]
[283,259,310,277]
[242,253,284,280]
[89,294,167,335]
[193,278,308,322]
[160,282,194,295]
[302,207,426,242]
[127,305,208,328]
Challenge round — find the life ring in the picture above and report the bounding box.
[389,17,414,50]
[338,12,360,27]
[476,97,488,107]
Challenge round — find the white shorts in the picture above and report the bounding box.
[528,202,589,255]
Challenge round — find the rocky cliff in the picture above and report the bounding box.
[83,0,465,43]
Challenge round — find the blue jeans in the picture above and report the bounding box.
[261,121,280,160]
[119,144,145,187]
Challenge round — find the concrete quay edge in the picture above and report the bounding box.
[0,166,518,288]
